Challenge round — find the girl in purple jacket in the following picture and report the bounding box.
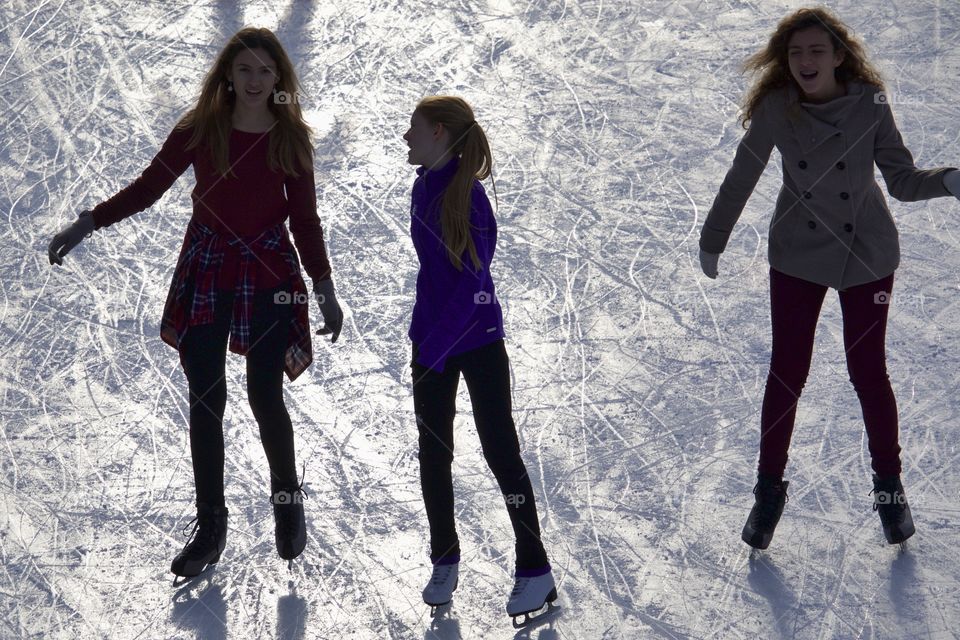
[402,96,556,622]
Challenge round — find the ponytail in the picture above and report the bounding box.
[415,96,497,271]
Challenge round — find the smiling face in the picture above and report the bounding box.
[402,110,450,167]
[787,27,845,101]
[227,47,278,109]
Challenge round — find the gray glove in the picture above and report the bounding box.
[313,278,343,343]
[699,248,719,279]
[48,210,95,266]
[944,169,960,200]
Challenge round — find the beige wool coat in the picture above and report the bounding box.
[699,80,955,289]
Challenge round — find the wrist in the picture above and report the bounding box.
[943,169,960,197]
[312,277,334,294]
[77,210,95,237]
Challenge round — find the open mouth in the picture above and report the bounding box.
[799,70,818,81]
[245,88,263,97]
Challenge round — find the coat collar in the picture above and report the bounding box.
[416,155,459,179]
[788,81,866,155]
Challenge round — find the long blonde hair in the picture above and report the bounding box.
[740,7,885,127]
[176,27,313,177]
[415,96,497,271]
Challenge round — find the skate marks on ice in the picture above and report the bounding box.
[5,0,960,639]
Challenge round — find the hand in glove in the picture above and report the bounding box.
[944,169,960,200]
[313,278,343,343]
[699,248,719,279]
[48,210,95,266]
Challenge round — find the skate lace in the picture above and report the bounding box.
[870,485,905,525]
[753,483,788,528]
[430,564,455,585]
[180,514,221,558]
[271,468,309,538]
[510,577,531,598]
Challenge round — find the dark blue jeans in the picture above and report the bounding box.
[412,338,549,571]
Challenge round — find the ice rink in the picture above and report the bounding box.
[4,0,960,638]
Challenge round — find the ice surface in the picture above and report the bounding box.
[3,0,960,638]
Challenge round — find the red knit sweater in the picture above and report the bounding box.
[89,124,332,288]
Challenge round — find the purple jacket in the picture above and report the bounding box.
[408,156,505,372]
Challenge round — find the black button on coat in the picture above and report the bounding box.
[700,81,955,289]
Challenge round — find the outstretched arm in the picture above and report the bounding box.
[88,124,194,229]
[699,99,775,256]
[874,101,955,202]
[48,124,193,265]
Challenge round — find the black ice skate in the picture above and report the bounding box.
[741,475,789,550]
[871,474,915,546]
[271,479,308,567]
[171,502,228,580]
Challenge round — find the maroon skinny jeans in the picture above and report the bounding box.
[758,267,901,478]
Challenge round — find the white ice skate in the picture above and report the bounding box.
[422,561,459,611]
[506,570,558,626]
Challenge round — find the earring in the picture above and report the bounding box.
[227,81,234,92]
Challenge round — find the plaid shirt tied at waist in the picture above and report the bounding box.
[160,219,313,381]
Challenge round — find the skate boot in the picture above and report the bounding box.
[422,560,459,607]
[171,502,228,577]
[871,474,915,545]
[271,479,307,562]
[507,567,558,626]
[741,474,789,550]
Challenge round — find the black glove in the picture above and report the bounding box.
[313,278,343,343]
[48,210,95,266]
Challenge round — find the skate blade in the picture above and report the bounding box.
[171,564,214,587]
[884,525,915,546]
[428,601,452,618]
[510,591,560,629]
[742,526,773,550]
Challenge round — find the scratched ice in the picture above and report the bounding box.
[3,1,960,638]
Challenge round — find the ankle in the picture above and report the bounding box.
[515,564,551,578]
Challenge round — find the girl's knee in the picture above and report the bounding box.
[418,445,453,467]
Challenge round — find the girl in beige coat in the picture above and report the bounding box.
[698,7,960,550]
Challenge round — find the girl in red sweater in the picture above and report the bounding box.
[47,27,343,578]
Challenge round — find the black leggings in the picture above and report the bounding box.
[179,280,298,506]
[412,339,549,571]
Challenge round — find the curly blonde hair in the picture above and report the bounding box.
[741,7,885,128]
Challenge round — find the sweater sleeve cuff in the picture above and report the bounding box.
[699,224,729,254]
[940,167,960,197]
[89,207,106,231]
